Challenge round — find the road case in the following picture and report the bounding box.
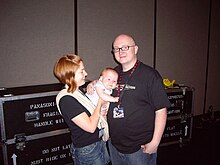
[160,86,194,146]
[0,84,73,165]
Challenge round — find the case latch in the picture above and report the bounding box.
[15,133,26,151]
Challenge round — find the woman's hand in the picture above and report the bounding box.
[97,97,107,107]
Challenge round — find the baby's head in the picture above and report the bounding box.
[99,68,118,90]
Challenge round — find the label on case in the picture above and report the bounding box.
[2,94,68,140]
[2,132,73,165]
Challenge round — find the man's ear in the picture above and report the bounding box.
[135,45,139,55]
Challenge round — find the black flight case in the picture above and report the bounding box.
[160,86,194,147]
[0,84,73,165]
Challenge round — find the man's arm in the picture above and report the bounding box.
[152,108,167,146]
[141,108,167,154]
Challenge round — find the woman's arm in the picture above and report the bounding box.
[72,98,105,133]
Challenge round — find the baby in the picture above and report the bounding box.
[86,68,119,141]
[86,67,119,107]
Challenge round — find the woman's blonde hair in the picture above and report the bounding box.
[54,54,82,93]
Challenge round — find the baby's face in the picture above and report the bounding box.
[101,71,118,90]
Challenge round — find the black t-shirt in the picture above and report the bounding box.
[59,95,100,148]
[108,61,171,154]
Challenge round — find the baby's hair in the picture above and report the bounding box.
[100,68,117,77]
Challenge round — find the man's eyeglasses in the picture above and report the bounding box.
[112,45,136,53]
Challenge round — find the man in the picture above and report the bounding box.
[107,34,171,165]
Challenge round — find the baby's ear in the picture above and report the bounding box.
[99,76,103,81]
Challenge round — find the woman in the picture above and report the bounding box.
[54,54,110,165]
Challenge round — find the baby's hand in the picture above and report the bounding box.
[114,97,119,102]
[101,109,108,116]
[100,103,108,116]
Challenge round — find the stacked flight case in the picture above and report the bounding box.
[160,86,194,147]
[0,83,194,164]
[0,84,73,165]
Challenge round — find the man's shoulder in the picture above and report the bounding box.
[138,61,156,72]
[137,61,162,79]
